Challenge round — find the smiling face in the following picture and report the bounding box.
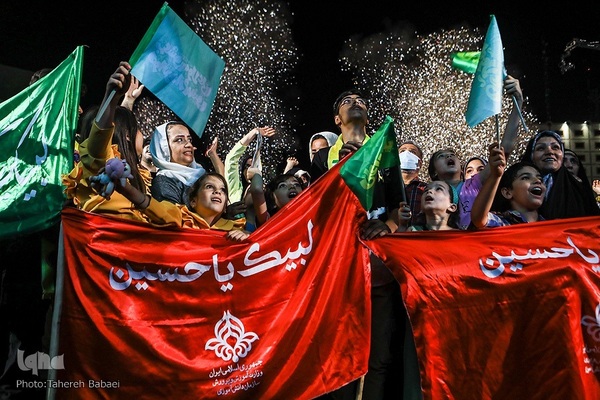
[500,165,546,211]
[272,176,303,209]
[189,174,228,221]
[531,136,563,174]
[166,123,195,167]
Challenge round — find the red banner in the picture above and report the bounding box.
[57,164,370,399]
[365,217,600,400]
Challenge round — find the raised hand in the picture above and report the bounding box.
[122,75,145,110]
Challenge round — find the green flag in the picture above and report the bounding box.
[0,46,83,239]
[340,115,399,210]
[130,2,225,138]
[450,51,480,74]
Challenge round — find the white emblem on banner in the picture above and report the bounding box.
[206,311,259,362]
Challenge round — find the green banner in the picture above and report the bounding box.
[0,46,83,239]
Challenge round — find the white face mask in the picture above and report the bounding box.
[399,150,421,170]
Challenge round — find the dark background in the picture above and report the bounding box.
[1,1,599,142]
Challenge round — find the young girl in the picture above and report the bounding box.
[463,156,488,180]
[250,173,304,227]
[105,168,248,241]
[470,143,546,228]
[64,61,149,222]
[396,180,459,231]
[223,127,276,232]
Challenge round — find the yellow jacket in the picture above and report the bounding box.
[63,122,149,222]
[143,198,246,231]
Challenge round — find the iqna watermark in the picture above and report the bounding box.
[17,350,64,376]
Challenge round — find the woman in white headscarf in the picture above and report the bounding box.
[150,121,206,206]
[308,131,338,162]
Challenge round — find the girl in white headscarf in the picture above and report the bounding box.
[150,121,206,206]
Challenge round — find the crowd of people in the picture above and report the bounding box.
[2,58,600,400]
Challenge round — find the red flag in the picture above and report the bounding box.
[58,162,370,399]
[365,217,600,400]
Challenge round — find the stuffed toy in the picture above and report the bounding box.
[89,157,133,200]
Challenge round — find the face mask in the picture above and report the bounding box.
[399,150,420,170]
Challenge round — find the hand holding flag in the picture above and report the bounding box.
[129,2,225,138]
[340,115,399,210]
[453,45,529,133]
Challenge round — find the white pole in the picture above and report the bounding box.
[46,222,65,400]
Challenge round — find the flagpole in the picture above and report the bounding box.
[398,164,407,204]
[46,222,65,400]
[511,95,529,132]
[95,67,132,123]
[95,89,116,123]
[495,115,500,145]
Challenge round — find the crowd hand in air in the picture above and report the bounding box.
[205,137,219,158]
[121,75,144,111]
[283,157,299,174]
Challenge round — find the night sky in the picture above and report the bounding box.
[1,1,599,144]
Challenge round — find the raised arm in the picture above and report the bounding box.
[283,157,299,174]
[248,167,269,225]
[96,62,130,130]
[115,171,149,209]
[206,137,225,176]
[470,143,506,229]
[500,75,523,158]
[474,76,523,184]
[84,62,130,164]
[120,75,144,111]
[224,126,275,203]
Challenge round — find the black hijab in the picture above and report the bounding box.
[521,130,599,219]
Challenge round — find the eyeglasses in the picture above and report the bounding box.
[339,97,368,107]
